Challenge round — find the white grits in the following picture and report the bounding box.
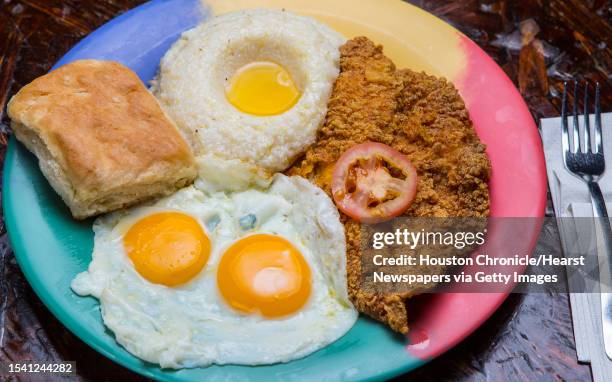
[153,9,345,172]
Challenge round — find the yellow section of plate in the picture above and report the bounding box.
[205,0,466,80]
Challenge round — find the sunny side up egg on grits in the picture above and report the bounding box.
[152,9,346,172]
[71,171,357,368]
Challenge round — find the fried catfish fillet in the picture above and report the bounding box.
[287,37,491,333]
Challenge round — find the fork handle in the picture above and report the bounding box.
[589,181,610,219]
[588,181,612,360]
[589,181,612,273]
[588,181,612,279]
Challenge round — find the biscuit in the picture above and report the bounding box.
[8,60,197,219]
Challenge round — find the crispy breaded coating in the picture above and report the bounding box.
[287,37,491,334]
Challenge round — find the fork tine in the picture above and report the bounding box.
[584,82,591,153]
[573,80,581,153]
[595,82,603,154]
[562,82,571,156]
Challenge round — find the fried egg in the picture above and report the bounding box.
[152,9,345,172]
[71,174,356,368]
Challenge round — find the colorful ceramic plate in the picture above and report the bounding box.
[3,0,547,380]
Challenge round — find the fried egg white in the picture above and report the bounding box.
[71,174,356,368]
[152,9,345,172]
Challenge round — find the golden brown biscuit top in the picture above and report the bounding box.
[8,59,195,192]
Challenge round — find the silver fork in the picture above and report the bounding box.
[561,81,612,360]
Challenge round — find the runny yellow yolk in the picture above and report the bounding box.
[217,234,311,318]
[226,61,300,116]
[124,212,211,287]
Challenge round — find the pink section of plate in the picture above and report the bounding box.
[405,33,547,360]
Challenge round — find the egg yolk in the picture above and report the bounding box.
[226,61,300,116]
[217,234,311,318]
[124,212,210,287]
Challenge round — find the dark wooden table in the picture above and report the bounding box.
[0,1,610,381]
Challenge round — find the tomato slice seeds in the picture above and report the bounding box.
[331,142,417,223]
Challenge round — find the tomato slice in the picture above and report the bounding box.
[331,142,417,223]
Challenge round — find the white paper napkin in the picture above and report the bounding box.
[541,113,612,382]
[571,202,612,382]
